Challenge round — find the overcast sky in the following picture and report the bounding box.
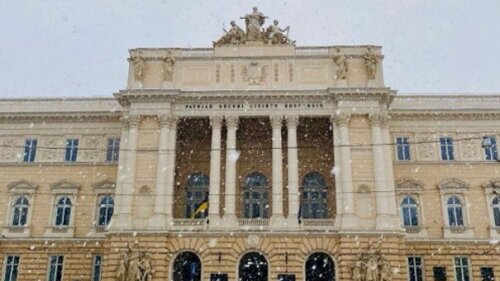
[1,0,499,98]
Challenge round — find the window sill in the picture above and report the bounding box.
[489,226,500,239]
[1,225,31,238]
[45,226,74,237]
[300,219,336,230]
[443,226,474,238]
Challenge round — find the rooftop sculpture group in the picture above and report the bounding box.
[214,7,295,46]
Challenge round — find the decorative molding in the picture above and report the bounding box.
[225,115,239,129]
[50,179,81,193]
[285,115,299,128]
[269,115,283,128]
[395,178,424,192]
[209,115,223,129]
[7,179,38,193]
[158,114,170,127]
[332,113,351,126]
[92,179,116,194]
[437,177,470,192]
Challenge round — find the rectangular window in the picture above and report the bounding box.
[3,255,19,281]
[91,256,102,281]
[106,138,120,162]
[396,137,411,160]
[433,266,447,281]
[408,256,423,281]
[65,139,78,162]
[440,137,454,161]
[454,257,470,281]
[23,139,37,163]
[483,136,497,161]
[480,267,494,281]
[48,255,64,281]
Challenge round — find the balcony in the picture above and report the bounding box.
[172,218,207,231]
[300,219,336,231]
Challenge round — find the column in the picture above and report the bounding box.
[380,112,400,229]
[333,113,358,229]
[369,113,391,230]
[331,116,343,228]
[285,115,300,227]
[270,115,285,225]
[208,116,223,226]
[109,116,129,229]
[114,115,140,230]
[164,116,178,227]
[223,116,238,225]
[149,114,170,229]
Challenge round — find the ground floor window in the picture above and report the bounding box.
[48,255,64,281]
[480,267,494,281]
[408,256,423,281]
[173,252,201,281]
[454,257,470,281]
[91,255,102,281]
[239,252,268,281]
[305,252,335,281]
[3,255,19,281]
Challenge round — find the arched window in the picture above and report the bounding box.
[12,196,29,226]
[492,196,500,227]
[447,195,464,226]
[305,252,335,281]
[186,173,209,218]
[172,252,201,281]
[55,196,72,226]
[98,196,114,226]
[401,195,419,226]
[239,252,268,281]
[301,172,328,219]
[243,172,269,219]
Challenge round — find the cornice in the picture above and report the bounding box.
[389,110,500,121]
[0,112,121,122]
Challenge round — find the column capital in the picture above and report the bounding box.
[128,115,141,128]
[270,115,283,128]
[158,114,171,127]
[331,112,351,126]
[225,115,239,129]
[285,115,300,128]
[368,112,389,127]
[167,115,179,129]
[210,115,224,129]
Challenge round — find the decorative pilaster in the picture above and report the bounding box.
[332,113,358,229]
[369,112,394,230]
[164,116,179,227]
[149,114,171,229]
[113,114,140,230]
[110,115,129,228]
[208,116,223,227]
[285,115,300,227]
[223,116,238,225]
[270,115,285,226]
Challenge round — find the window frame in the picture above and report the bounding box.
[401,195,420,227]
[483,180,500,238]
[446,195,464,227]
[300,172,328,219]
[54,196,73,227]
[242,172,270,219]
[185,172,209,219]
[483,135,497,161]
[453,256,471,281]
[440,137,455,161]
[22,138,37,163]
[97,195,114,227]
[408,256,424,281]
[47,255,64,281]
[64,138,79,162]
[106,138,120,163]
[91,255,103,281]
[10,195,30,227]
[3,255,20,281]
[438,178,473,238]
[396,136,411,161]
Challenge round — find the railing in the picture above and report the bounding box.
[238,218,269,230]
[172,218,207,231]
[180,49,214,57]
[295,47,329,56]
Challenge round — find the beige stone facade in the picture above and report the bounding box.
[1,41,499,281]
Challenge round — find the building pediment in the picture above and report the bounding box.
[437,178,469,191]
[50,179,81,193]
[92,179,116,194]
[7,179,38,193]
[395,178,424,192]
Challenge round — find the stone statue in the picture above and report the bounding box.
[332,48,347,80]
[115,245,152,281]
[240,6,267,41]
[132,53,144,82]
[364,47,378,80]
[163,54,175,81]
[352,251,393,281]
[213,21,245,47]
[264,20,295,45]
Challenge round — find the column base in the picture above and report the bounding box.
[221,214,239,228]
[284,216,300,229]
[148,213,167,230]
[270,214,287,228]
[376,214,401,231]
[208,215,223,229]
[109,213,133,231]
[339,213,359,231]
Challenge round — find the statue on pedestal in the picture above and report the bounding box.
[264,20,295,44]
[351,250,393,281]
[213,21,245,47]
[131,53,144,82]
[333,47,348,80]
[364,47,379,80]
[240,6,267,41]
[115,244,153,281]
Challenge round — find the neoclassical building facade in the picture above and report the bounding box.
[0,12,499,281]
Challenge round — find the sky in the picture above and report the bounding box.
[0,0,499,98]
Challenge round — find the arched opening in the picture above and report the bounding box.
[305,252,335,281]
[172,251,201,281]
[238,252,268,281]
[243,172,269,219]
